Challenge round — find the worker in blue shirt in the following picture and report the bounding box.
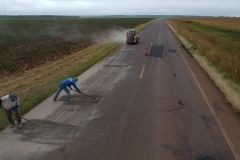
[53,77,83,101]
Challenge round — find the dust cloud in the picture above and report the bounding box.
[91,27,128,44]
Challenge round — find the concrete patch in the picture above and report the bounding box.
[14,120,78,145]
[58,94,100,104]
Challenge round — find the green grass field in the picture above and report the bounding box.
[165,18,240,83]
[165,18,240,112]
[0,18,153,76]
[0,18,155,131]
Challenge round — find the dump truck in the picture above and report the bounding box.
[126,29,140,44]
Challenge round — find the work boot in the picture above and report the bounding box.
[17,124,23,129]
[53,98,57,101]
[10,123,15,128]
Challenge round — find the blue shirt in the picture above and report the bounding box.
[60,78,81,92]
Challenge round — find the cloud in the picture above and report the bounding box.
[0,0,239,16]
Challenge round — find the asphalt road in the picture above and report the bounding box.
[1,19,240,160]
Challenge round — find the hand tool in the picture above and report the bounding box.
[1,107,34,126]
[72,89,98,103]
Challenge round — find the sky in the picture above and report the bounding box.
[0,0,240,17]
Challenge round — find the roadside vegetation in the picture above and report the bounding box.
[0,18,155,131]
[0,18,153,76]
[165,17,240,112]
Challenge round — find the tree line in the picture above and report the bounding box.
[0,15,79,18]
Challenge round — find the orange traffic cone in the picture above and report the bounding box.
[145,48,148,56]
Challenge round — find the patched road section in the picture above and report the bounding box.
[0,56,128,160]
[149,44,163,57]
[14,120,78,145]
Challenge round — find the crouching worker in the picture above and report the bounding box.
[0,93,23,129]
[53,77,83,101]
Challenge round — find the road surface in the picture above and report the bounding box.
[1,19,240,160]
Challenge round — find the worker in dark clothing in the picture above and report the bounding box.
[0,93,23,129]
[53,77,83,101]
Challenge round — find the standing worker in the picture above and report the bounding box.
[0,93,23,129]
[53,77,83,101]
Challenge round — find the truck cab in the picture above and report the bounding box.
[126,29,140,44]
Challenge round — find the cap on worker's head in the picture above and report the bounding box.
[9,93,18,101]
[73,77,78,82]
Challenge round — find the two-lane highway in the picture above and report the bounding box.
[38,19,240,160]
[1,19,240,160]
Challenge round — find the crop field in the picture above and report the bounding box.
[176,17,240,31]
[0,18,153,76]
[165,18,240,83]
[165,17,240,112]
[0,18,154,130]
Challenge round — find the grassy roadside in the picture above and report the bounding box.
[0,18,154,75]
[0,19,155,131]
[165,19,240,113]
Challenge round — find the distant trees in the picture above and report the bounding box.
[0,15,79,18]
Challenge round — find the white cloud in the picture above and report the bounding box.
[0,0,239,16]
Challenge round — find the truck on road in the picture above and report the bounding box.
[126,29,140,44]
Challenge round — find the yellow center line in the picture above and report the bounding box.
[139,65,146,79]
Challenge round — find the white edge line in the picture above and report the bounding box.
[169,28,240,160]
[104,46,126,65]
[138,30,144,36]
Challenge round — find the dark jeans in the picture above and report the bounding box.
[54,84,70,100]
[5,109,22,125]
